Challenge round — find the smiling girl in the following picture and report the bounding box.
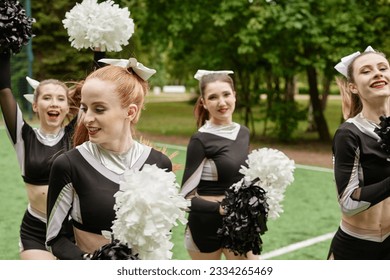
[329,47,390,259]
[180,70,257,260]
[0,52,77,260]
[45,58,172,260]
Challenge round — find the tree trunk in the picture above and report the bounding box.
[237,70,254,136]
[306,65,331,142]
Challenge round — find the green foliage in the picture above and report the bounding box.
[268,100,307,142]
[16,0,390,143]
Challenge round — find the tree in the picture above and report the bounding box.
[22,0,390,142]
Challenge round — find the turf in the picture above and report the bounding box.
[0,129,340,260]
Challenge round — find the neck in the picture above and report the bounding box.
[98,137,134,155]
[361,105,389,124]
[361,97,390,122]
[39,127,61,136]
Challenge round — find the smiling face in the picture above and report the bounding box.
[32,83,69,134]
[202,80,236,125]
[349,53,390,104]
[79,78,138,152]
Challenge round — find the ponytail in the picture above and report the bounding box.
[336,77,362,120]
[194,96,209,128]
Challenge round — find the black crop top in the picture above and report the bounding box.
[46,143,172,259]
[2,101,75,185]
[181,124,250,197]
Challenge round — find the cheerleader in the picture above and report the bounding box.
[45,58,172,260]
[180,70,257,260]
[329,47,390,259]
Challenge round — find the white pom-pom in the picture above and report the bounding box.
[111,164,189,260]
[239,148,295,219]
[63,0,135,52]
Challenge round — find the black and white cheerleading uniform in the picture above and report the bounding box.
[180,121,250,253]
[1,93,75,251]
[46,141,172,260]
[329,113,390,259]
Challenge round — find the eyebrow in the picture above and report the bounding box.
[80,101,108,106]
[359,62,388,70]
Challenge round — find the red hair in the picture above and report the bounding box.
[72,65,149,147]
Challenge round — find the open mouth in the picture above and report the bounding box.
[47,111,60,118]
[87,127,100,136]
[371,81,387,88]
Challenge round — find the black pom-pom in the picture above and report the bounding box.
[91,239,139,260]
[0,0,35,54]
[217,178,268,256]
[374,115,390,155]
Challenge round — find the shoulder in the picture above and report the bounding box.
[239,123,249,131]
[333,122,362,152]
[187,132,206,149]
[52,148,80,168]
[65,117,77,132]
[238,124,250,135]
[334,121,360,139]
[148,148,172,171]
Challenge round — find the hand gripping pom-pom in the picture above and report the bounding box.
[0,0,35,54]
[218,178,269,256]
[374,116,390,157]
[90,239,139,260]
[218,148,295,256]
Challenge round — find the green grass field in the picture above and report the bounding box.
[0,98,342,260]
[0,129,340,260]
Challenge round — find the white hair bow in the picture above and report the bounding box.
[334,46,375,78]
[24,76,40,103]
[194,69,234,81]
[98,58,156,81]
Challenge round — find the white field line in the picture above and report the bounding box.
[295,164,333,173]
[0,135,333,259]
[260,232,336,259]
[155,142,336,259]
[0,133,336,258]
[154,142,187,152]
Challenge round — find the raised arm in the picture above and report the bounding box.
[0,52,19,144]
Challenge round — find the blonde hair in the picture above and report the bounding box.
[34,79,69,102]
[338,50,387,119]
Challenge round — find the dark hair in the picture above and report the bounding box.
[194,73,235,128]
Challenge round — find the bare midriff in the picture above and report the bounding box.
[25,183,48,218]
[342,197,390,241]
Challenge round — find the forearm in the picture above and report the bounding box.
[93,50,106,70]
[0,52,11,90]
[0,51,19,143]
[48,235,84,260]
[189,196,221,214]
[340,177,390,216]
[357,177,390,206]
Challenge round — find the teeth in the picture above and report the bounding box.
[372,82,385,87]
